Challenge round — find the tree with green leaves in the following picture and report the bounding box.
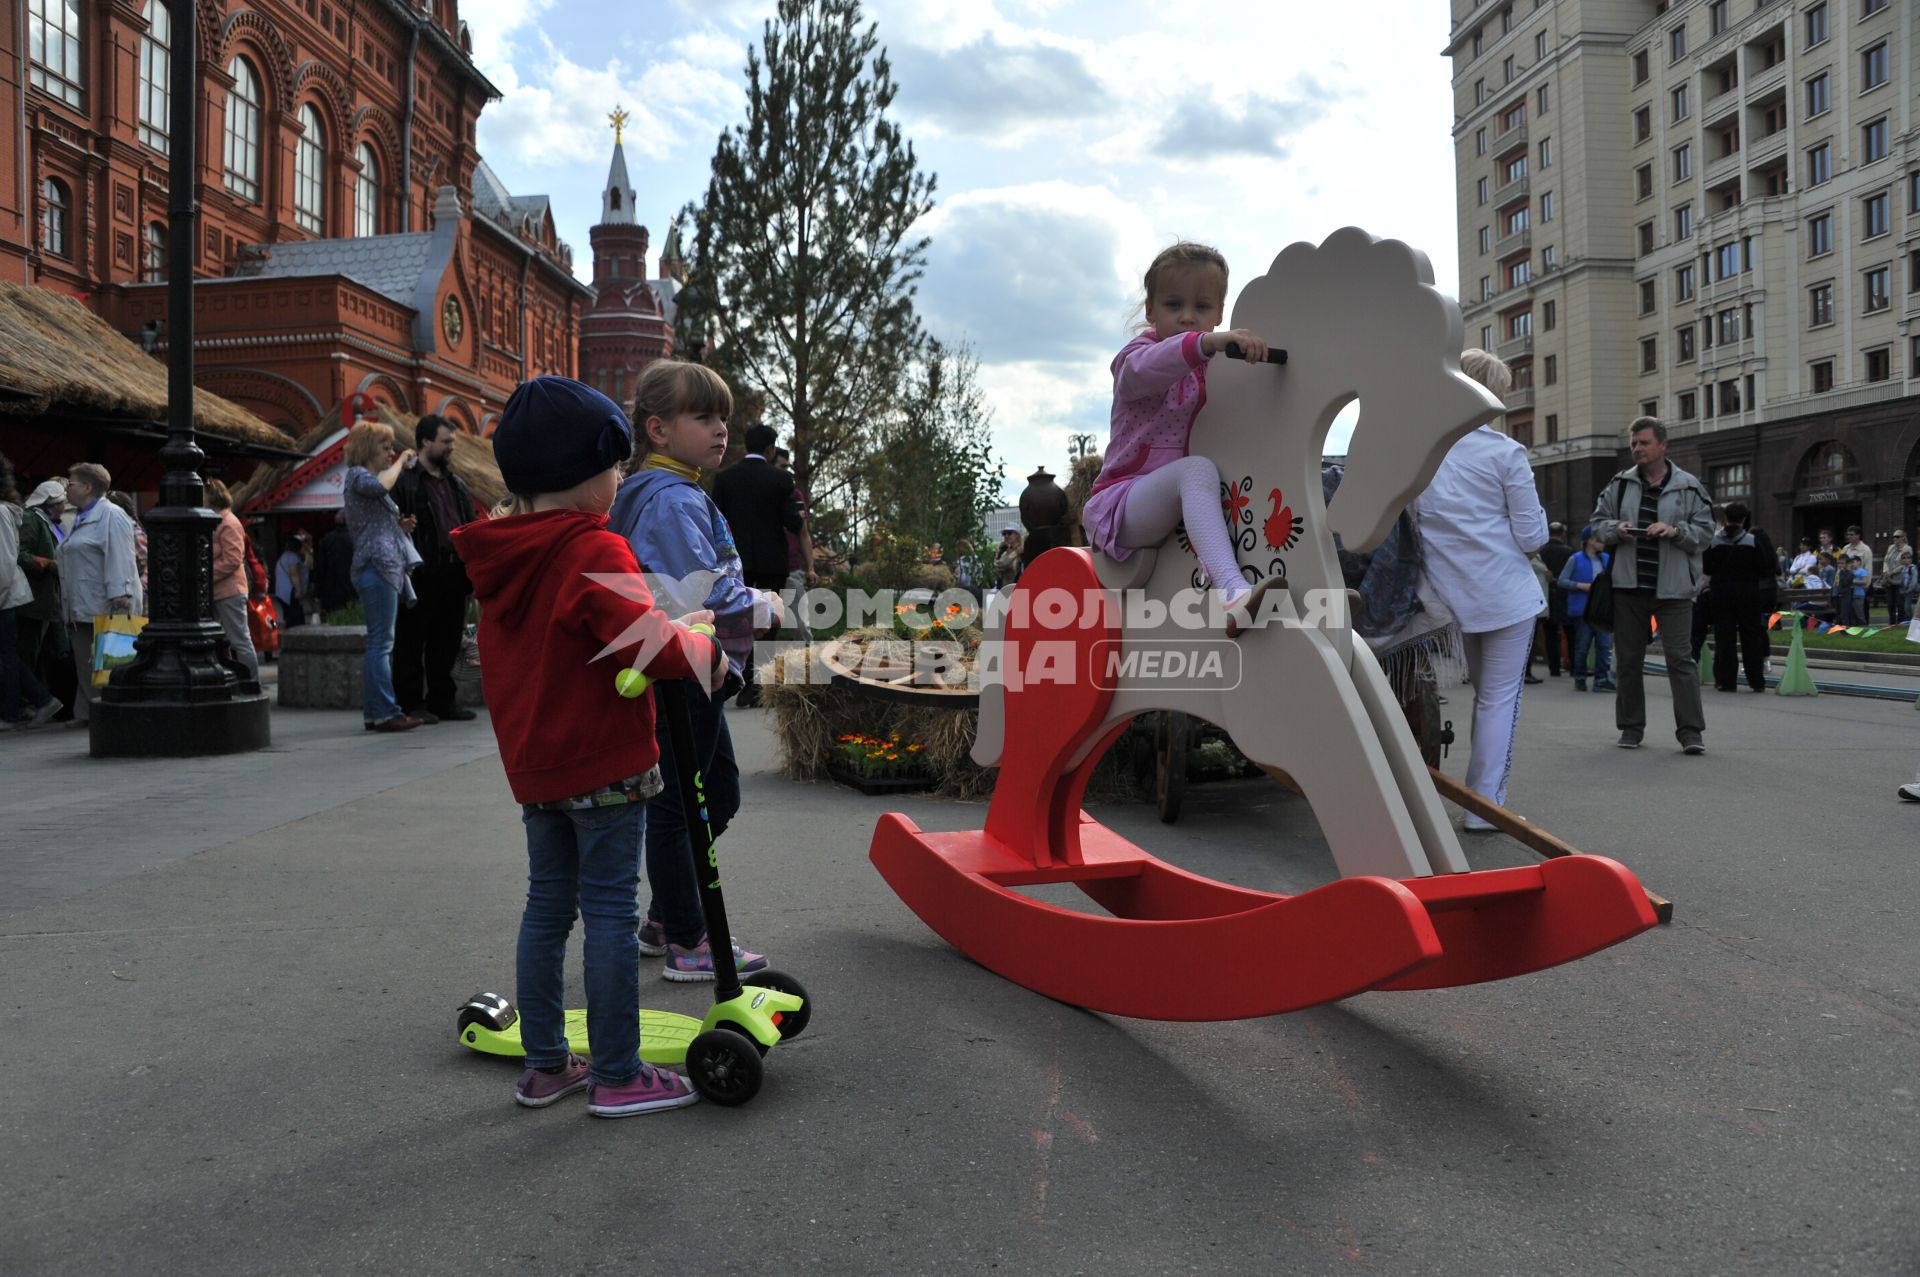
[856,340,1004,559]
[676,0,935,509]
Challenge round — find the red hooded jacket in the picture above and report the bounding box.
[452,509,717,804]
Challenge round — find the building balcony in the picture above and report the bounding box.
[1745,129,1788,170]
[1745,59,1787,99]
[1496,226,1532,258]
[1498,333,1534,362]
[1495,121,1529,153]
[1704,148,1743,187]
[1493,173,1530,205]
[1505,385,1536,412]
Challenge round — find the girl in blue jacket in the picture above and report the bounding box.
[607,360,779,982]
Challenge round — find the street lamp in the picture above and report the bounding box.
[92,0,270,757]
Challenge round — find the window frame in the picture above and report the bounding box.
[1860,41,1889,92]
[294,104,327,234]
[354,142,380,237]
[27,0,84,108]
[38,176,70,259]
[138,0,170,154]
[223,56,264,202]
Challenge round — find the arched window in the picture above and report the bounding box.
[354,143,380,236]
[294,106,327,232]
[1802,441,1860,490]
[39,178,70,259]
[223,58,262,201]
[138,1,170,153]
[28,0,83,107]
[143,222,167,281]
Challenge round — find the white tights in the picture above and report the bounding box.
[1114,456,1248,599]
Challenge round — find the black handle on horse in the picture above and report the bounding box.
[656,678,745,1006]
[1225,342,1288,365]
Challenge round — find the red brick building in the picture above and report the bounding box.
[1,0,586,459]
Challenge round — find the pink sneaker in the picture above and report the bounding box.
[663,930,769,983]
[587,1064,701,1117]
[514,1052,590,1108]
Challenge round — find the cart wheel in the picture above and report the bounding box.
[1127,717,1157,790]
[456,992,515,1034]
[1155,711,1188,824]
[686,1028,764,1106]
[750,969,812,1040]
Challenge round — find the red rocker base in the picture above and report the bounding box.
[867,550,1657,1021]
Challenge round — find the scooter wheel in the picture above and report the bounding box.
[686,1028,764,1106]
[456,992,515,1034]
[750,969,811,1040]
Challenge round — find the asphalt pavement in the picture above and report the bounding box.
[1,670,1914,1274]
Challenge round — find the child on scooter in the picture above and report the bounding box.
[451,375,726,1118]
[608,360,780,981]
[1081,241,1283,634]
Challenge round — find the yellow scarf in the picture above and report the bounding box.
[640,454,701,482]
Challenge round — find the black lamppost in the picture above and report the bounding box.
[92,0,270,757]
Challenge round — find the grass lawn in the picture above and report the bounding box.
[1772,617,1920,654]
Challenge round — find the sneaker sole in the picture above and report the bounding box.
[1681,744,1706,755]
[1617,739,1643,749]
[514,1077,590,1108]
[588,1089,701,1117]
[661,963,770,983]
[638,939,669,957]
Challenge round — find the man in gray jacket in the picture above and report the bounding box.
[1589,417,1714,753]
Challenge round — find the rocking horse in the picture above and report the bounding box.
[868,228,1659,1021]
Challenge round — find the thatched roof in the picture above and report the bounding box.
[0,281,286,451]
[230,400,506,513]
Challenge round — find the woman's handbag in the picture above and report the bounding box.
[1587,569,1615,632]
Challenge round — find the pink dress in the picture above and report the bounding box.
[1083,330,1209,561]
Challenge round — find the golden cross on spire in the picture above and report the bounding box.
[609,106,631,145]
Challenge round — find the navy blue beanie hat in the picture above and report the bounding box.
[493,375,632,496]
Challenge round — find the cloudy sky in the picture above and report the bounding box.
[468,0,1464,497]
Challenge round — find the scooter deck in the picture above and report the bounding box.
[459,1006,704,1064]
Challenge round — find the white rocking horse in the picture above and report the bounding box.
[870,228,1657,1021]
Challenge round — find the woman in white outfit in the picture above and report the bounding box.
[1412,349,1549,830]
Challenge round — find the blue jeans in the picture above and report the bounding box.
[517,801,646,1086]
[645,687,740,946]
[353,568,401,724]
[1570,617,1612,682]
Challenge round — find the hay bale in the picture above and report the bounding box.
[758,636,1138,803]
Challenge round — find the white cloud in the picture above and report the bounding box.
[918,183,1147,362]
[462,0,553,78]
[892,34,1112,140]
[478,38,739,168]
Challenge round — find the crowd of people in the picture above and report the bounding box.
[0,455,147,729]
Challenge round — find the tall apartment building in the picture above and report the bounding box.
[1448,0,1920,543]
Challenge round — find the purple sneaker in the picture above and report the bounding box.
[637,911,668,957]
[587,1064,701,1117]
[663,931,769,983]
[514,1052,590,1108]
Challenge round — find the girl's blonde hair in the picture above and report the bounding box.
[1133,241,1229,331]
[1459,347,1514,399]
[629,360,733,462]
[344,421,396,469]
